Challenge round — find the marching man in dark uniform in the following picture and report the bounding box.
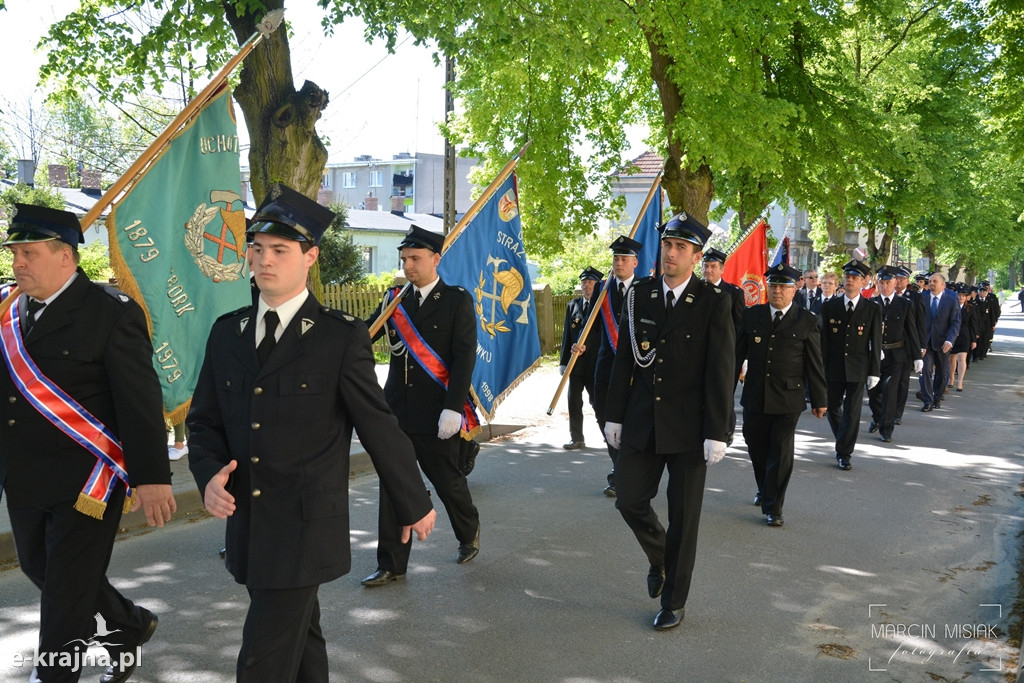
[187,187,436,682]
[894,265,926,425]
[362,225,481,587]
[736,264,827,527]
[701,246,744,442]
[820,260,882,471]
[867,266,922,443]
[589,235,642,497]
[559,266,602,449]
[973,281,998,361]
[603,213,735,631]
[0,204,176,683]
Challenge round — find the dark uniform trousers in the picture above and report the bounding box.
[1,273,170,683]
[11,487,150,683]
[560,296,598,443]
[737,304,826,517]
[239,585,325,683]
[606,276,735,613]
[896,290,926,419]
[370,280,480,574]
[591,282,626,484]
[821,297,881,461]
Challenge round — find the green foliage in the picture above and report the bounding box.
[363,270,401,287]
[534,232,611,295]
[317,201,365,285]
[78,241,113,281]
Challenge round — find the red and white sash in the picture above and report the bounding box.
[0,286,131,519]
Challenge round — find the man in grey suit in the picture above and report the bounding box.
[919,272,961,411]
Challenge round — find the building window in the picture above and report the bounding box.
[321,173,332,190]
[362,246,374,273]
[342,172,356,188]
[369,170,384,187]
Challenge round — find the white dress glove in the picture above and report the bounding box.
[559,365,566,376]
[866,376,880,390]
[704,439,726,465]
[604,422,622,450]
[879,349,886,361]
[913,359,923,373]
[438,409,462,439]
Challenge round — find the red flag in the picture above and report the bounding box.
[722,219,769,306]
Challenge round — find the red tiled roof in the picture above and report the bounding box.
[616,150,664,177]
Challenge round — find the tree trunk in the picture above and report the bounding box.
[222,0,329,297]
[643,24,713,225]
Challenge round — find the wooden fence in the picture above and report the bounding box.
[322,282,567,355]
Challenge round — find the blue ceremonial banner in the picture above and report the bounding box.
[439,173,541,420]
[633,186,663,278]
[770,235,790,267]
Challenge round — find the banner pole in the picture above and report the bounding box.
[546,172,663,415]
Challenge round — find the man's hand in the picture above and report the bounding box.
[866,376,880,390]
[132,484,177,528]
[402,508,437,543]
[941,340,953,353]
[571,342,586,355]
[971,341,977,349]
[438,409,462,439]
[913,359,924,373]
[703,439,726,465]
[811,407,827,418]
[604,422,622,450]
[203,460,237,519]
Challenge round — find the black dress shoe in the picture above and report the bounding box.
[456,526,480,564]
[100,608,158,683]
[868,421,879,433]
[647,566,665,598]
[753,491,761,506]
[653,608,682,631]
[880,434,892,443]
[562,440,585,450]
[894,418,902,425]
[921,404,933,412]
[361,568,405,587]
[933,401,941,409]
[837,457,852,471]
[603,484,616,498]
[766,514,784,527]
[460,440,480,476]
[915,391,924,401]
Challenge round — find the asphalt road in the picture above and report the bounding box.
[1,304,1022,682]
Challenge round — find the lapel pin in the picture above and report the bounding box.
[239,317,249,335]
[301,318,315,335]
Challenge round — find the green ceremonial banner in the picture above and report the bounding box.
[108,89,251,423]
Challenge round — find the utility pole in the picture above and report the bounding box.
[443,55,456,234]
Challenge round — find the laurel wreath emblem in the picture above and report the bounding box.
[185,204,244,282]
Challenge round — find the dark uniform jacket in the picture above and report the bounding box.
[716,279,745,334]
[593,279,629,386]
[797,286,823,313]
[369,279,476,435]
[737,304,826,414]
[559,295,599,379]
[605,276,736,455]
[975,295,998,333]
[900,288,927,355]
[0,270,169,508]
[820,295,882,382]
[952,302,978,353]
[873,294,920,365]
[188,294,431,589]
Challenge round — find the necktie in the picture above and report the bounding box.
[618,282,625,300]
[666,290,675,311]
[882,297,890,315]
[22,299,46,338]
[257,310,279,366]
[931,296,938,316]
[847,301,854,314]
[773,310,783,327]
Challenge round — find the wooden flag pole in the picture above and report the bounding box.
[78,10,285,232]
[545,172,663,415]
[367,140,533,339]
[0,11,286,321]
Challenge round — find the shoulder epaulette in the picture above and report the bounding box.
[98,284,134,306]
[216,305,250,321]
[322,307,359,324]
[633,276,655,286]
